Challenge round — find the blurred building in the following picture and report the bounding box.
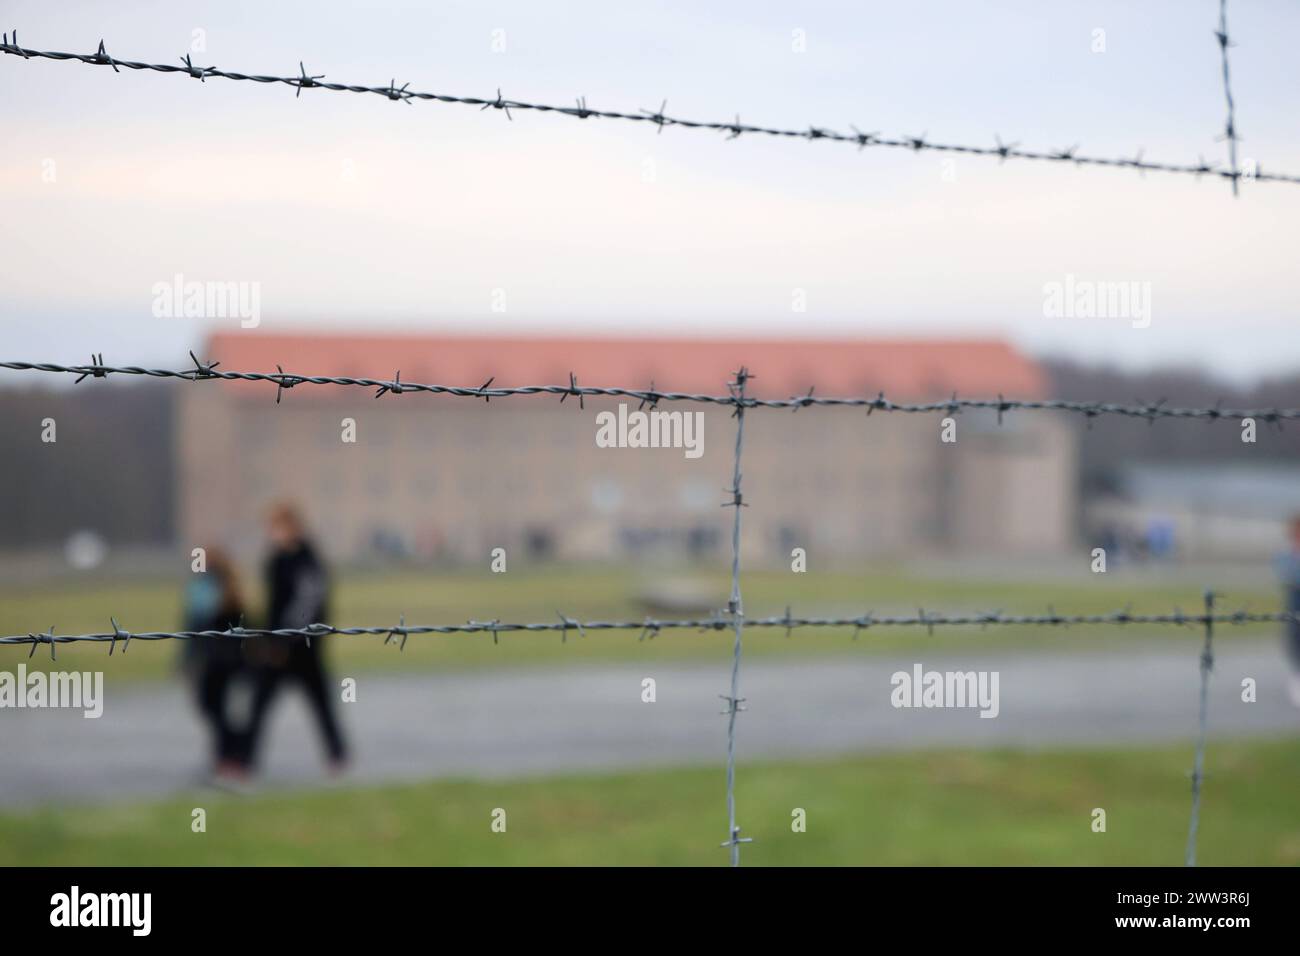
[177,333,1076,565]
[1087,462,1300,561]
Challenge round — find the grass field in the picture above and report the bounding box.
[0,564,1281,683]
[2,738,1296,866]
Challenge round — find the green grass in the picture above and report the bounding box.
[3,738,1297,865]
[0,565,1281,683]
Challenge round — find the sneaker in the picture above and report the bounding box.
[209,762,255,796]
[1288,673,1300,709]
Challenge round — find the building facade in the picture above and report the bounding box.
[177,333,1076,565]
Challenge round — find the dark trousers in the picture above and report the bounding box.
[241,643,347,767]
[195,659,245,765]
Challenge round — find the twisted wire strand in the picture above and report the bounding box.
[3,359,1298,424]
[2,32,1296,189]
[3,608,1290,654]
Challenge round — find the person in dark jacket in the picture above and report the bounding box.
[1274,514,1300,708]
[180,546,250,780]
[240,501,349,772]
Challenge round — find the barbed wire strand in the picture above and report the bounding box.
[2,31,1296,190]
[3,358,1299,425]
[721,367,752,866]
[1216,0,1241,197]
[1185,590,1216,866]
[0,590,1265,868]
[2,606,1290,651]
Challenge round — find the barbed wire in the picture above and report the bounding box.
[721,367,751,865]
[0,11,1269,869]
[3,357,1298,425]
[1216,0,1241,197]
[0,355,1283,866]
[2,30,1296,190]
[2,606,1289,656]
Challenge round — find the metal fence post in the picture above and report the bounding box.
[721,367,752,866]
[1185,590,1215,866]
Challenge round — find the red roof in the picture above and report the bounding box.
[205,332,1046,400]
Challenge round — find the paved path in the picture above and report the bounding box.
[1,640,1296,806]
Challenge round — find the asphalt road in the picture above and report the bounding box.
[0,639,1296,806]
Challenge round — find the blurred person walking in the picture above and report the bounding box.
[240,502,349,773]
[1274,515,1300,708]
[180,546,251,781]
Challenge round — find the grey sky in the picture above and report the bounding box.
[2,0,1299,383]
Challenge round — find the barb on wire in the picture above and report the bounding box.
[107,617,128,655]
[374,369,403,398]
[2,606,1290,649]
[3,32,1298,187]
[180,53,214,82]
[852,126,880,151]
[73,352,107,385]
[385,78,413,105]
[556,612,584,644]
[91,39,117,73]
[274,364,302,404]
[466,618,503,645]
[292,61,324,98]
[4,358,1298,424]
[27,625,57,660]
[559,372,583,410]
[481,87,512,120]
[641,99,669,134]
[186,350,220,380]
[385,613,409,651]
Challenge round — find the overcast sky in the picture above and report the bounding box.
[2,0,1299,384]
